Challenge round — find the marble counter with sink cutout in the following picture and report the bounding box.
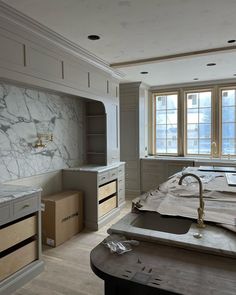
[108,212,236,258]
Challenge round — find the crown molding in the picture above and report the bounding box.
[0,1,124,79]
[150,78,236,91]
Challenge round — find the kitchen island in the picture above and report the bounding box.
[91,167,236,294]
[91,234,236,295]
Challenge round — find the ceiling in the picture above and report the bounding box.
[3,0,236,87]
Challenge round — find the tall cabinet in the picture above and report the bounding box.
[120,82,149,195]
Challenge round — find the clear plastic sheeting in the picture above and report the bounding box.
[103,236,140,255]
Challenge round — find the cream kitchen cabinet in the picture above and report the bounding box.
[62,163,125,230]
[141,158,194,193]
[0,186,43,295]
[120,82,149,195]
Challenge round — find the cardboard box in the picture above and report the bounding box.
[42,191,83,247]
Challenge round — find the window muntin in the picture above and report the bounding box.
[186,91,212,155]
[155,93,178,154]
[221,89,236,156]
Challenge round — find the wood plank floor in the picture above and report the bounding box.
[13,201,133,295]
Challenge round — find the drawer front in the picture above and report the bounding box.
[0,240,37,282]
[13,196,38,218]
[98,181,116,202]
[98,196,117,218]
[0,204,11,225]
[0,215,37,252]
[98,171,110,185]
[109,168,118,180]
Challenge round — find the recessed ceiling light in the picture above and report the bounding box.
[87,35,100,40]
[227,39,236,44]
[206,63,216,66]
[140,71,148,74]
[193,78,199,80]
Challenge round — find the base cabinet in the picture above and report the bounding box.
[141,159,194,193]
[63,163,125,230]
[0,191,43,295]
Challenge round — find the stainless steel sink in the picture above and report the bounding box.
[131,212,192,234]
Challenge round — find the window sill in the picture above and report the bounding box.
[143,155,236,164]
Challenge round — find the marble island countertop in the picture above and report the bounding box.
[108,212,236,258]
[0,184,42,204]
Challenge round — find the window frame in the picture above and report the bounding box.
[184,88,214,157]
[153,91,179,156]
[219,86,236,158]
[151,84,236,159]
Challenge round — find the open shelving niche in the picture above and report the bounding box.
[85,101,107,165]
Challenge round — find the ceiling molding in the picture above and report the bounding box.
[0,1,124,78]
[111,46,236,68]
[150,78,236,91]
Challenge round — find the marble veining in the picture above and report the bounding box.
[0,82,85,183]
[0,184,41,204]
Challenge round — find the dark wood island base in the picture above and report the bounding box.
[90,235,236,295]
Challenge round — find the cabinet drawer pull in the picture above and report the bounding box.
[22,204,30,209]
[102,177,106,180]
[112,173,116,176]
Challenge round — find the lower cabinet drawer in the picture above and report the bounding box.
[0,215,37,252]
[98,172,110,185]
[98,196,117,218]
[13,196,38,217]
[98,181,116,201]
[109,168,118,180]
[0,240,37,282]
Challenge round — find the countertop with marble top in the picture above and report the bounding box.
[0,184,42,204]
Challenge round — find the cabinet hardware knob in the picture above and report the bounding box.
[112,173,115,176]
[102,177,106,180]
[22,204,30,209]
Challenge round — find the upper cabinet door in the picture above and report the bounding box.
[107,103,119,164]
[89,67,108,96]
[63,59,89,92]
[26,44,63,82]
[0,30,25,71]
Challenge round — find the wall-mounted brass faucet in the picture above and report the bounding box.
[178,173,205,229]
[34,133,53,148]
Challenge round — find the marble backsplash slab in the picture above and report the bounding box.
[0,82,85,182]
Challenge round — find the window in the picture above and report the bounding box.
[221,89,236,156]
[152,85,236,158]
[186,91,212,155]
[155,93,178,154]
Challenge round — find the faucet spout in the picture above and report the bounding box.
[178,173,205,228]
